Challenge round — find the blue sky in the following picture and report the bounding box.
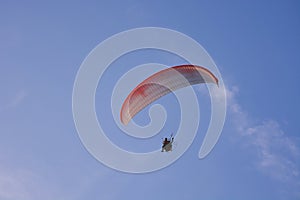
[1,0,300,199]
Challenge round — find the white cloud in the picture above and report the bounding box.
[0,90,27,112]
[245,120,299,181]
[226,86,300,196]
[0,168,38,200]
[0,160,119,200]
[9,90,27,108]
[197,82,299,192]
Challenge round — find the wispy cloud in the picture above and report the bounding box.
[0,160,119,200]
[0,90,27,112]
[246,121,299,180]
[0,167,38,200]
[226,85,300,196]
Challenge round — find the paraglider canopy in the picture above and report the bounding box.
[120,64,218,125]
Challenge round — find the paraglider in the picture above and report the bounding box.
[161,134,174,152]
[120,64,219,125]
